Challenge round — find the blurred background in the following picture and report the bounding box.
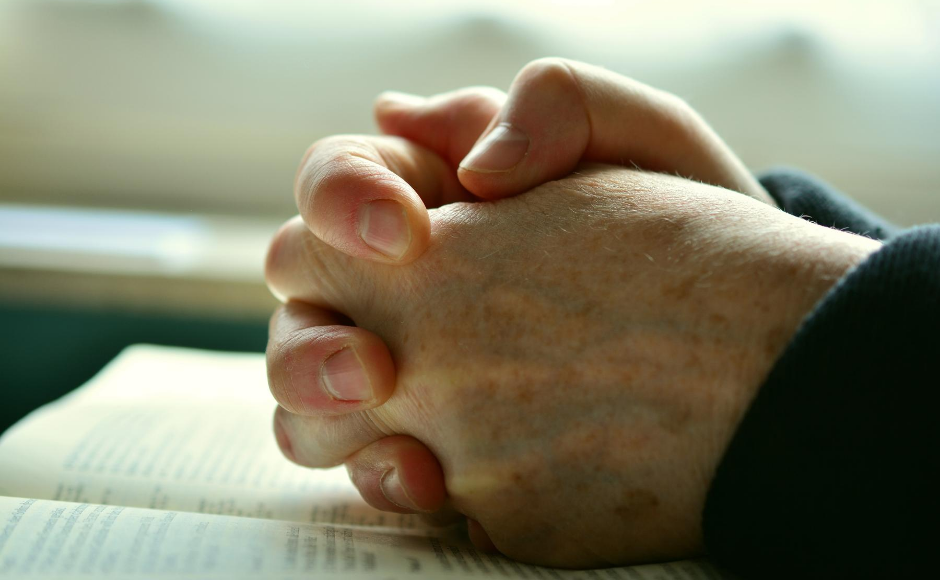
[1,0,939,430]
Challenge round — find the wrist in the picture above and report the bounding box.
[708,217,882,482]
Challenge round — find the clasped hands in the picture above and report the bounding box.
[264,59,880,567]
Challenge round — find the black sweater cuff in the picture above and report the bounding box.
[703,223,940,579]
[759,168,898,240]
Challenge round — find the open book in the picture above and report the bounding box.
[0,345,730,579]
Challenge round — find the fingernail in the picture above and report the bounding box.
[459,123,529,173]
[321,347,373,402]
[381,468,421,511]
[359,199,411,260]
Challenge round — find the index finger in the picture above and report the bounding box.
[295,135,470,264]
[267,300,397,416]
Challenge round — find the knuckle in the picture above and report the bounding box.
[313,154,367,195]
[307,415,374,468]
[294,137,336,201]
[657,88,691,115]
[264,217,301,293]
[295,142,318,188]
[266,215,345,306]
[274,406,341,470]
[407,203,480,281]
[299,140,321,170]
[651,89,703,143]
[295,155,338,220]
[267,323,357,414]
[307,134,359,160]
[295,136,373,217]
[517,57,579,92]
[357,407,395,439]
[267,305,283,339]
[273,408,297,463]
[278,410,332,468]
[446,86,506,111]
[265,328,306,412]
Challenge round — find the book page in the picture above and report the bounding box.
[0,497,726,579]
[0,346,421,530]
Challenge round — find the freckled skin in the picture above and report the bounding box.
[279,166,881,568]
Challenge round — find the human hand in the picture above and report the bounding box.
[270,59,779,504]
[293,57,773,266]
[268,57,790,558]
[266,165,880,567]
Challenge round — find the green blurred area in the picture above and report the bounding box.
[0,305,267,435]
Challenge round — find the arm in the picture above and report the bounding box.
[705,221,940,579]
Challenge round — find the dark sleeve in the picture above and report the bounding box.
[759,168,898,240]
[702,173,940,579]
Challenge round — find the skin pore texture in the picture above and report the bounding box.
[265,165,881,568]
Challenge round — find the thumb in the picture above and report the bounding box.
[457,58,770,204]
